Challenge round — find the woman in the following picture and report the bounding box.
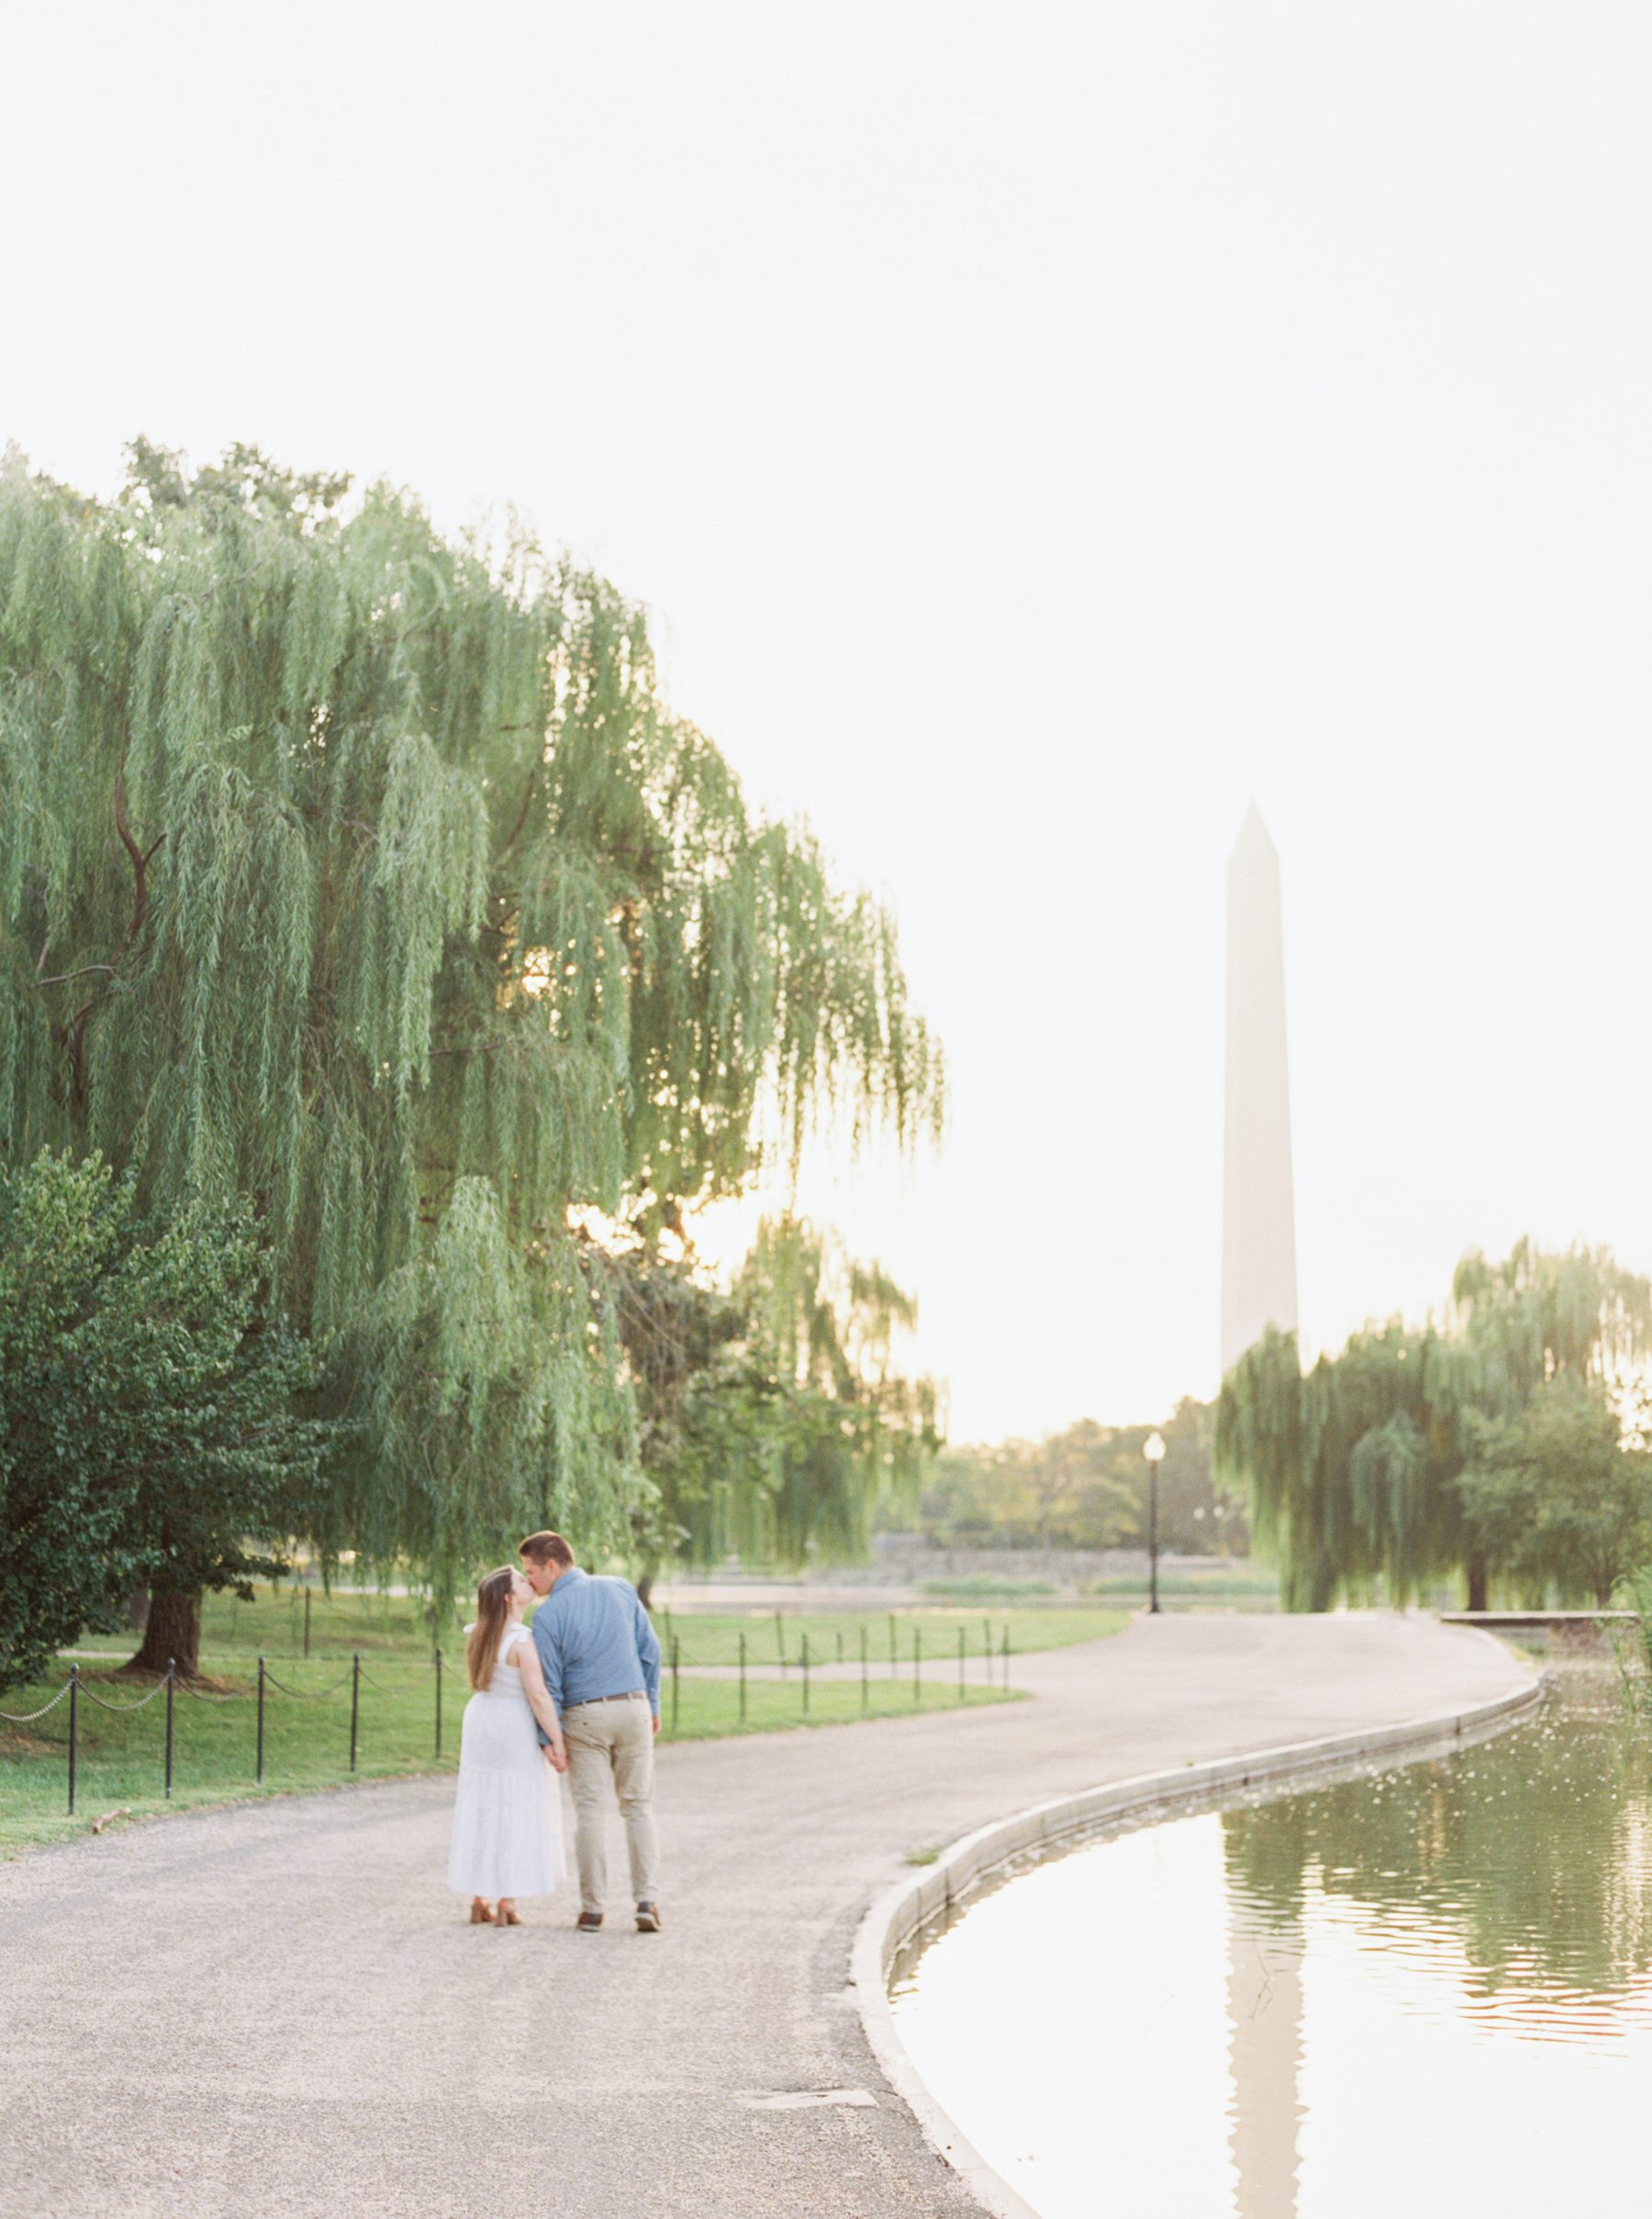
[447,1566,567,1924]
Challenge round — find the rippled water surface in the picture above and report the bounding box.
[889,1671,1652,2218]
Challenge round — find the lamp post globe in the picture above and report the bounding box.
[1143,1431,1167,1614]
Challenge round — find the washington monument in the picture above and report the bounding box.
[1222,804,1299,1377]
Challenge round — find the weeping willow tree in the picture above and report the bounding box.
[1216,1242,1652,1609]
[731,1215,940,1564]
[0,440,943,1625]
[604,1215,939,1590]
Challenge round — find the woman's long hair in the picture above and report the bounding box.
[466,1567,516,1691]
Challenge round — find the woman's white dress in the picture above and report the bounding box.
[447,1622,565,1898]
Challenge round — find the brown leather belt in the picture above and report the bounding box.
[565,1690,646,1707]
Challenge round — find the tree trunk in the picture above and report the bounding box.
[127,1585,151,1632]
[1466,1556,1489,1612]
[636,1567,656,1611]
[128,1587,202,1677]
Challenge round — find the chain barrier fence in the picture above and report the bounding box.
[5,1608,1020,1820]
[712,1615,1013,1723]
[0,1648,452,1816]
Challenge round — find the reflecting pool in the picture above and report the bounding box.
[889,1671,1652,2218]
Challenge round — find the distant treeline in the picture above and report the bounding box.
[894,1399,1248,1556]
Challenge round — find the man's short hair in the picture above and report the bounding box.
[519,1530,575,1569]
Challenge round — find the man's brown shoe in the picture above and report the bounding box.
[576,1912,603,1933]
[635,1901,663,1933]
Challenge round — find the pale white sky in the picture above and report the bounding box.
[6,2,1652,1439]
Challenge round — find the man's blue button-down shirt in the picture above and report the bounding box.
[530,1567,661,1723]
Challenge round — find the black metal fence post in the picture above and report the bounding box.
[860,1624,869,1714]
[738,1631,747,1723]
[836,1629,843,1665]
[434,1647,443,1759]
[670,1634,680,1734]
[801,1633,810,1716]
[67,1664,79,1814]
[164,1660,175,1799]
[349,1652,360,1772]
[303,1587,311,1659]
[256,1656,266,1783]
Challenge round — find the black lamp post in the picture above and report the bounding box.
[1143,1430,1166,1613]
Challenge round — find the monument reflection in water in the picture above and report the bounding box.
[888,1675,1652,2219]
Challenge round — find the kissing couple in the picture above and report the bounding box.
[446,1531,663,1933]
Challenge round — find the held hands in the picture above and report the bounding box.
[543,1743,570,1774]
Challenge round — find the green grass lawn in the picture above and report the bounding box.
[1077,1564,1281,1609]
[0,1657,1023,1857]
[67,1584,472,1661]
[653,1602,1129,1668]
[62,1588,1130,1672]
[4,1586,1128,1856]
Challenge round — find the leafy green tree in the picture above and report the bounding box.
[602,1217,939,1597]
[730,1217,941,1567]
[917,1404,1234,1556]
[1217,1242,1652,1609]
[1152,1397,1243,1553]
[0,443,942,1609]
[605,1242,777,1604]
[0,1153,330,1689]
[919,1441,1024,1548]
[731,1219,940,1563]
[1456,1377,1652,1607]
[1019,1421,1142,1552]
[921,1421,1142,1552]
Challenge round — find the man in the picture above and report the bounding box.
[519,1530,664,1934]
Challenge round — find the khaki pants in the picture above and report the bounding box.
[564,1695,659,1912]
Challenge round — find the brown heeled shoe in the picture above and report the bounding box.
[470,1900,496,1924]
[497,1903,522,1926]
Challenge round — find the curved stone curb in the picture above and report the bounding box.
[851,1650,1541,2219]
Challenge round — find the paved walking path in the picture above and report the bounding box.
[0,1615,1529,2219]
